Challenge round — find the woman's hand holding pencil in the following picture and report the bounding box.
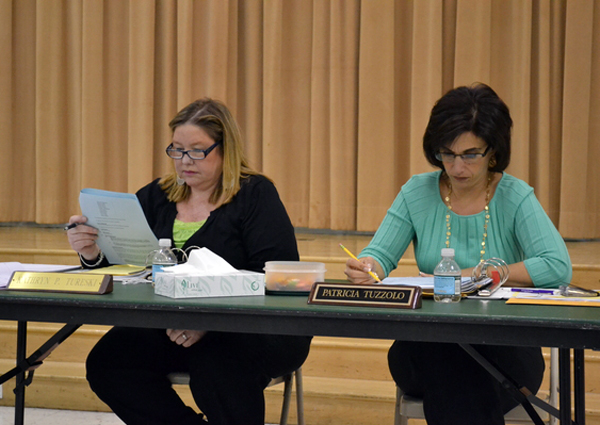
[340,243,382,284]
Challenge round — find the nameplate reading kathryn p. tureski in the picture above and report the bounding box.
[8,272,113,295]
[308,282,422,309]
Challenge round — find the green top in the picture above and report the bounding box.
[173,219,206,249]
[360,171,572,288]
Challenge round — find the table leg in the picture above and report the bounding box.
[574,349,585,425]
[459,343,546,425]
[559,348,572,425]
[15,321,27,425]
[1,322,82,425]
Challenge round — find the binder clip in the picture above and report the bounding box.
[472,257,509,297]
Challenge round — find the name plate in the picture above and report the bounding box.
[8,272,113,295]
[308,282,422,309]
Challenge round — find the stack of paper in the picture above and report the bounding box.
[381,276,475,293]
[79,188,159,266]
[71,264,150,284]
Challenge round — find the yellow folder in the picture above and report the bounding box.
[506,295,600,307]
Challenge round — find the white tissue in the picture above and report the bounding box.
[160,248,239,275]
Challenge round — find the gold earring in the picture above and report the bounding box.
[488,156,497,169]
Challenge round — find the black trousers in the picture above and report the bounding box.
[388,341,545,425]
[86,327,312,425]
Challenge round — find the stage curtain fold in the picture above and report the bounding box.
[559,0,599,238]
[1,0,599,239]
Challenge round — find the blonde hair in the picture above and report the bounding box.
[159,98,263,206]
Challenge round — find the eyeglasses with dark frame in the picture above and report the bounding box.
[435,146,491,164]
[165,141,221,160]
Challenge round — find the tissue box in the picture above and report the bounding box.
[154,271,265,298]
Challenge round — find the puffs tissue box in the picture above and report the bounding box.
[154,248,265,298]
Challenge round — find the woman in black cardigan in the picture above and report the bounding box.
[67,98,311,425]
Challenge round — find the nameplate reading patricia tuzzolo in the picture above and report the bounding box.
[7,272,113,295]
[308,282,422,309]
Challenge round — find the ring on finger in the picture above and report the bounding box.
[181,333,188,341]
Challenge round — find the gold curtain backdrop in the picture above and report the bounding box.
[1,0,599,238]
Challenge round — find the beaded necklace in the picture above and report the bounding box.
[443,173,492,263]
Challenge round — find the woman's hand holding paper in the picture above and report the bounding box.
[66,215,101,261]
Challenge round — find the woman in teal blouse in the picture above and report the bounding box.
[361,171,571,287]
[345,83,572,425]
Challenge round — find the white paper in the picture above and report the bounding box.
[160,248,238,275]
[0,263,79,288]
[381,276,471,289]
[467,287,513,300]
[79,188,159,266]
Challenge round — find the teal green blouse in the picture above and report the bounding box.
[360,171,572,288]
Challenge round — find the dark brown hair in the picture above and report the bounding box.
[423,83,512,172]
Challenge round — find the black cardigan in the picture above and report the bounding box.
[134,175,299,273]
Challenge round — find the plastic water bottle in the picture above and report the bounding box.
[151,238,178,282]
[433,248,462,303]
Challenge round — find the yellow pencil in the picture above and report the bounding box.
[339,243,381,282]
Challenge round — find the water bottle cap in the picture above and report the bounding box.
[158,238,171,247]
[441,248,455,257]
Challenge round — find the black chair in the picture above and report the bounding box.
[168,367,305,425]
[394,348,558,425]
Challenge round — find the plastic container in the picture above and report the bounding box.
[264,261,326,294]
